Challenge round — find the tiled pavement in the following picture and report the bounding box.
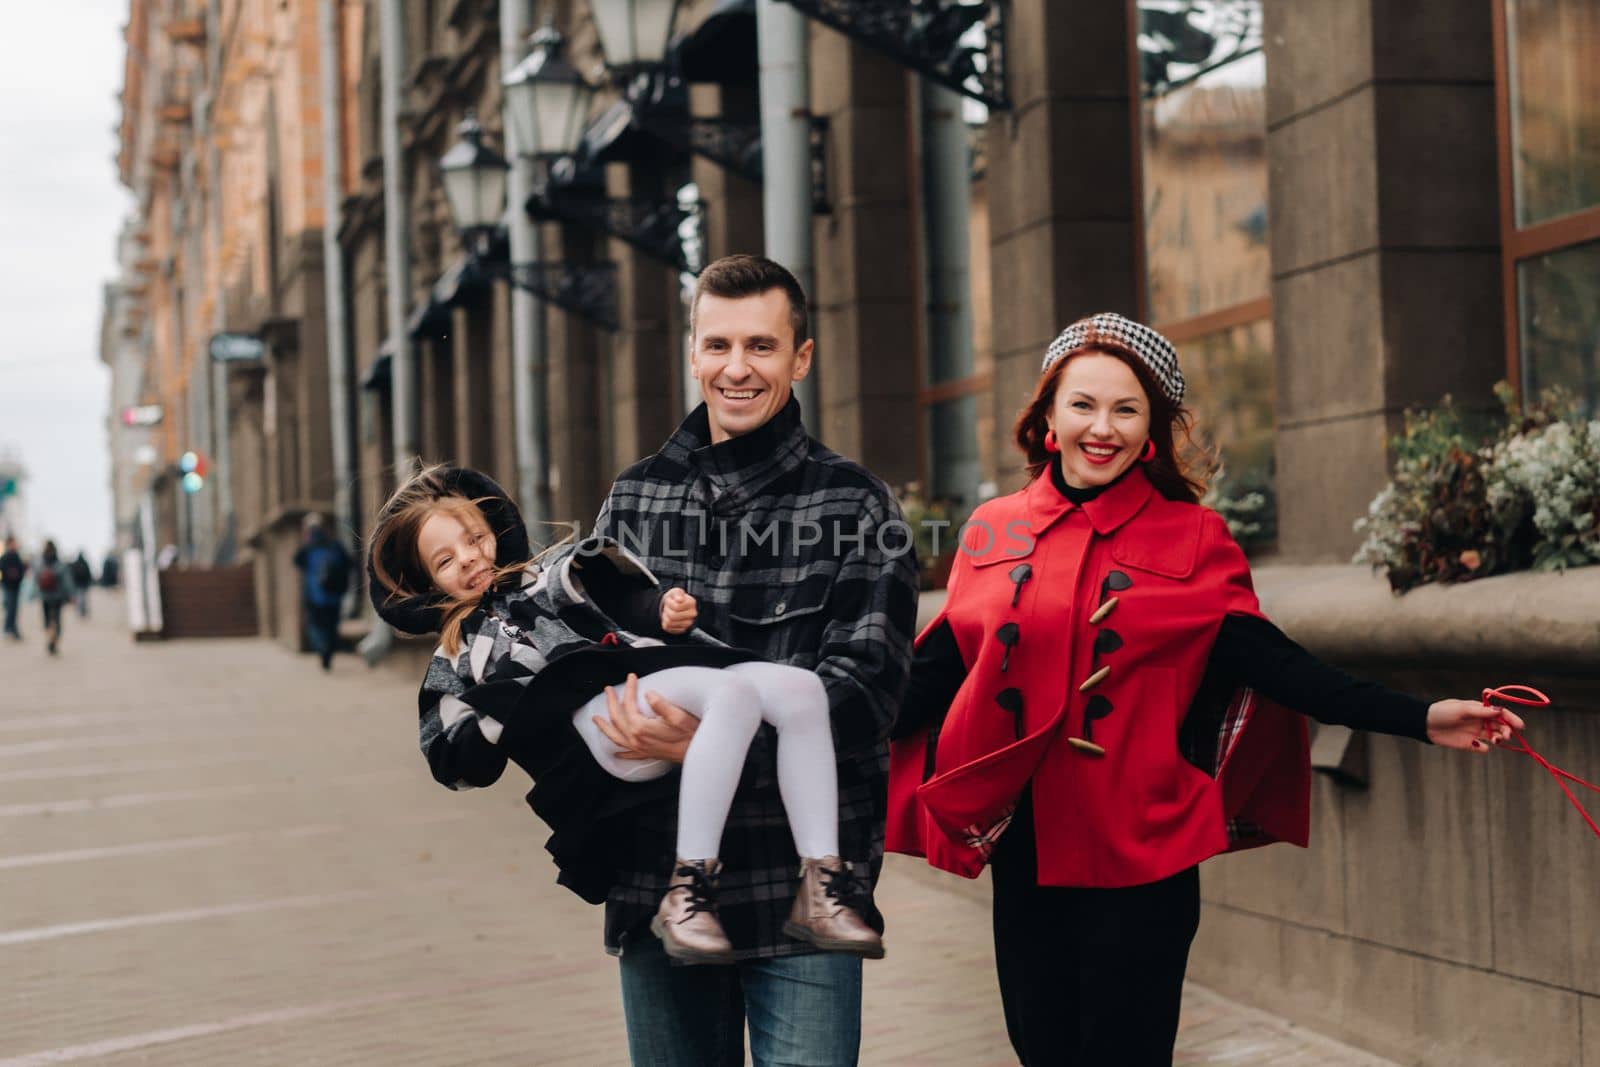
[0,596,1399,1065]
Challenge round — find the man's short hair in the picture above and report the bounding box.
[691,254,809,347]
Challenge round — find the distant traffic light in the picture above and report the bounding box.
[179,451,208,493]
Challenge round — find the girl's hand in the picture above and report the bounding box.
[660,588,697,634]
[1426,698,1526,752]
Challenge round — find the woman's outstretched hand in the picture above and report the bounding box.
[595,672,700,763]
[1426,699,1526,752]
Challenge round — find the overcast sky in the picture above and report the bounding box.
[0,0,133,559]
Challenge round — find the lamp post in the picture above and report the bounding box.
[439,103,620,330]
[587,0,682,78]
[438,113,509,254]
[504,23,596,163]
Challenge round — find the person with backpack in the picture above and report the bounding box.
[1,536,27,640]
[293,513,352,670]
[69,552,94,618]
[32,540,74,656]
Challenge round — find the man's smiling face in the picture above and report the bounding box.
[689,287,813,445]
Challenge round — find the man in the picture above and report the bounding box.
[292,514,352,671]
[591,254,920,1065]
[0,537,25,639]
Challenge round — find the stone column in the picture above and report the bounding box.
[808,28,919,485]
[691,84,765,262]
[485,283,519,494]
[451,298,495,476]
[541,222,608,526]
[984,3,1139,494]
[606,165,679,473]
[416,333,456,464]
[1265,1,1502,560]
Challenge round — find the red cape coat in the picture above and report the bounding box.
[886,468,1310,888]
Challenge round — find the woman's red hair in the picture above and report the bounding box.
[1012,343,1208,504]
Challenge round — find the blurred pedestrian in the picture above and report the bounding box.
[99,553,120,588]
[887,313,1525,1067]
[1,536,26,639]
[32,540,74,656]
[293,513,351,670]
[69,551,94,618]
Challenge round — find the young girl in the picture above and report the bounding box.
[368,463,883,963]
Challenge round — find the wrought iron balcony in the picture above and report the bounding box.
[507,262,619,330]
[528,156,699,273]
[776,0,1010,111]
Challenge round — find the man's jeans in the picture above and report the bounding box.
[618,935,862,1066]
[2,585,19,636]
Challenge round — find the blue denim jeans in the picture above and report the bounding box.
[618,936,862,1066]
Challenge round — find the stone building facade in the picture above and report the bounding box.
[115,0,343,644]
[109,0,1599,1057]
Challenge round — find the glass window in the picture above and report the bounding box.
[1506,0,1600,228]
[1518,239,1600,414]
[1138,1,1268,324]
[1139,1,1274,548]
[1182,318,1277,548]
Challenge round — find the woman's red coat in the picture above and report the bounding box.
[886,468,1311,888]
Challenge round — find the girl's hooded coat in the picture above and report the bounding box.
[369,467,752,903]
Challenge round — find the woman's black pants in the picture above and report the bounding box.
[989,798,1201,1066]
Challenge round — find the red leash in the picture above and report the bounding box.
[1483,685,1600,839]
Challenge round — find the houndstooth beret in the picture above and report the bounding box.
[1041,313,1185,406]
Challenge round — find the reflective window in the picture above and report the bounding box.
[1182,318,1276,546]
[1139,1,1268,323]
[1138,1,1275,546]
[1518,239,1600,414]
[1506,0,1600,227]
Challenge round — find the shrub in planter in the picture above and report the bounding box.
[1354,385,1595,593]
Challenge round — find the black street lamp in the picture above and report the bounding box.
[588,0,682,77]
[438,112,619,330]
[504,23,596,161]
[438,113,508,248]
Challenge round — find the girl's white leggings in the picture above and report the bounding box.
[570,662,837,861]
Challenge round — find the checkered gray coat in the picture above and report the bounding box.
[408,537,752,903]
[590,398,921,959]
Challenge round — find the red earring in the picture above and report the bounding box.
[1140,438,1157,463]
[1044,429,1061,453]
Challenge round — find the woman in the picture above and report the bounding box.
[885,312,1521,1066]
[32,540,74,656]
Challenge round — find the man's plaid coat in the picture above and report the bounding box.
[591,398,920,958]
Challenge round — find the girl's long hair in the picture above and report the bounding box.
[1012,344,1209,504]
[368,464,538,656]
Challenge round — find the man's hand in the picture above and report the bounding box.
[1426,698,1525,752]
[660,588,698,634]
[594,672,700,762]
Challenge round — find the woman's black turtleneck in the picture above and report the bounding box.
[1050,454,1125,505]
[893,461,1431,745]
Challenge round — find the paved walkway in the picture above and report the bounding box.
[0,595,1399,1065]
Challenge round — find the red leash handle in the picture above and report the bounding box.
[1482,685,1600,839]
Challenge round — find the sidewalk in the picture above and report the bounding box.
[0,598,1398,1065]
